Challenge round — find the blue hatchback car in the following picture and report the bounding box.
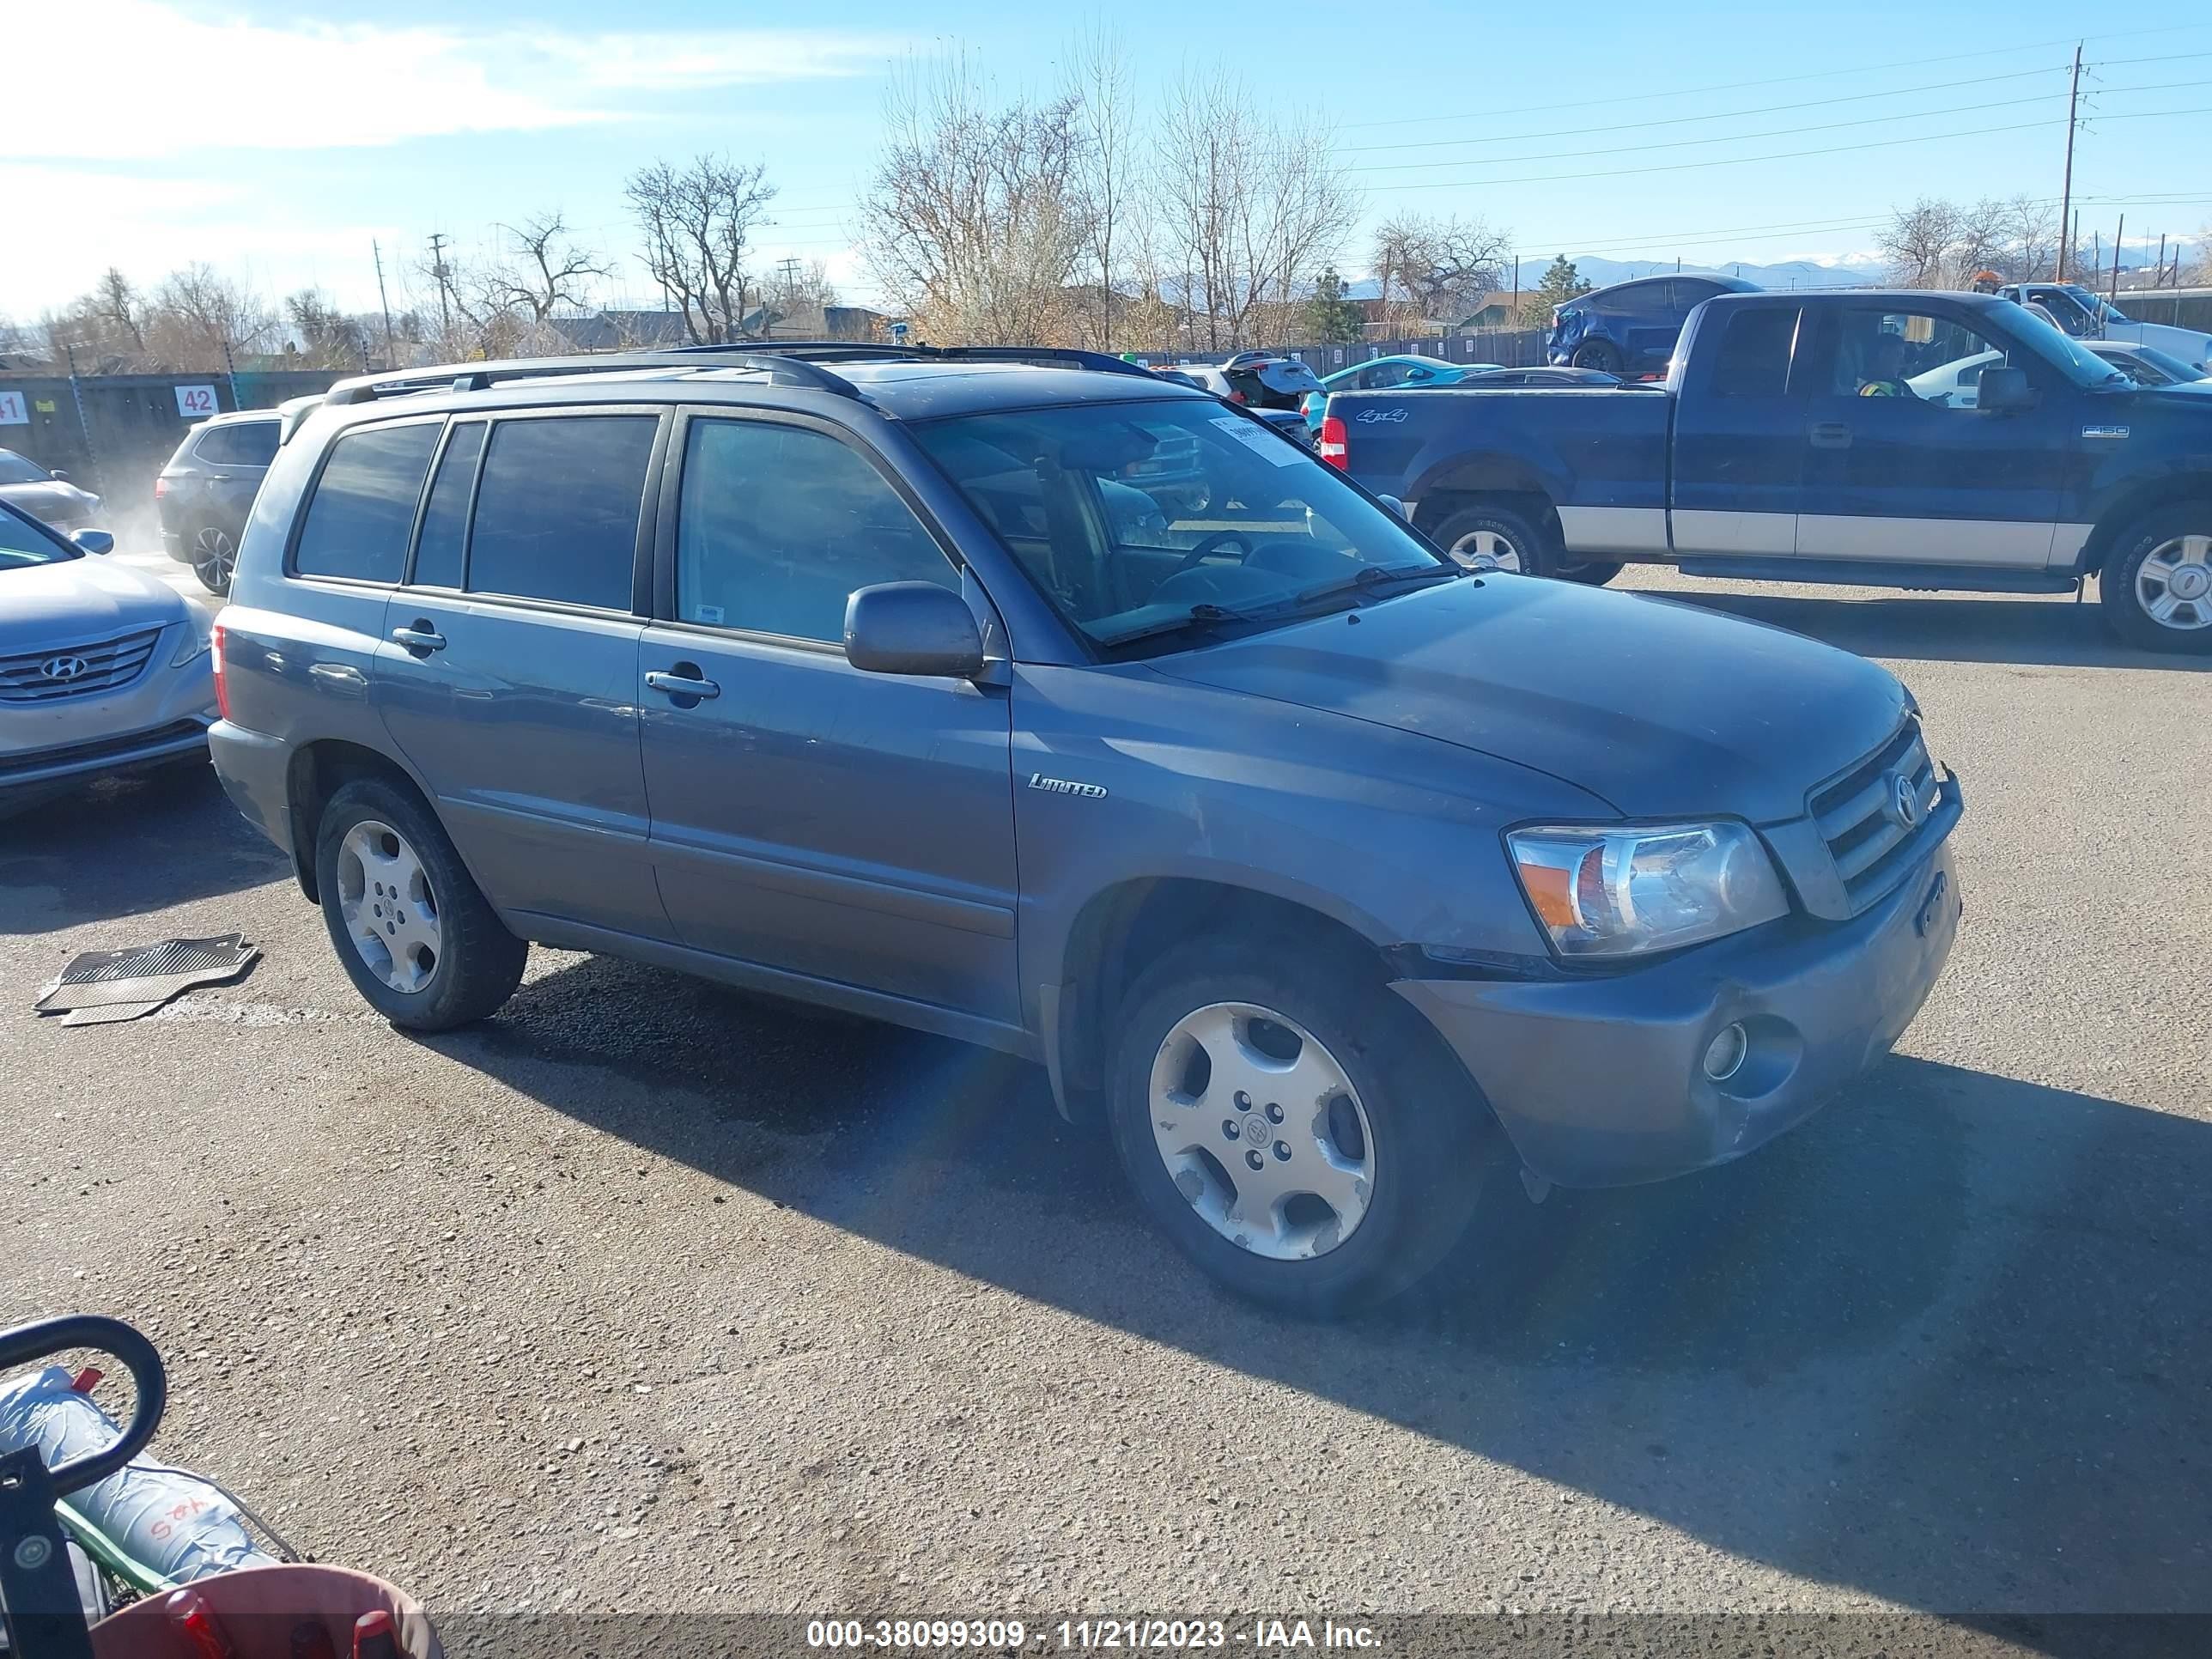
[1547,274,1760,376]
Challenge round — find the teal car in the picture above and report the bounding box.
[1301,354,1503,430]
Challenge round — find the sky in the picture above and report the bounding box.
[6,0,2211,326]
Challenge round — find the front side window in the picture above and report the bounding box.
[675,420,956,643]
[1832,310,2023,409]
[292,421,441,584]
[915,397,1449,653]
[195,422,280,468]
[466,416,655,610]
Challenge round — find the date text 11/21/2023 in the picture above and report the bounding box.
[804,1619,1382,1650]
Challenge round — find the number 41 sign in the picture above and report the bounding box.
[174,385,219,418]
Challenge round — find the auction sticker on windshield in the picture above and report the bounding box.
[1209,415,1305,465]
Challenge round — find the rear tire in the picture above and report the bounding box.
[2098,504,2212,654]
[1570,339,1623,374]
[1428,501,1558,577]
[314,777,526,1030]
[1107,936,1501,1316]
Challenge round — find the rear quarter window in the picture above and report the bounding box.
[195,421,280,468]
[1706,307,1800,398]
[290,421,442,584]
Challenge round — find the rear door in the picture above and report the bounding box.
[1793,301,2070,566]
[374,407,671,939]
[1669,302,1807,557]
[636,410,1019,1027]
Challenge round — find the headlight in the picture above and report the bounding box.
[1507,820,1789,959]
[171,623,211,667]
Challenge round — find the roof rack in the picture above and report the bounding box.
[323,349,860,406]
[657,340,1161,379]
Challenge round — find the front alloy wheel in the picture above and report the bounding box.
[2134,533,2212,633]
[334,819,442,994]
[2101,507,2212,654]
[1148,1001,1376,1261]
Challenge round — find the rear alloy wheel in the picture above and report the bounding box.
[190,524,236,595]
[1109,939,1499,1316]
[1570,340,1623,374]
[2100,506,2212,654]
[1431,503,1553,577]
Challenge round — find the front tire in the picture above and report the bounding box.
[315,778,526,1030]
[1107,938,1499,1316]
[2099,505,2212,654]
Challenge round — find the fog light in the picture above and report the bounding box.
[1701,1022,1748,1082]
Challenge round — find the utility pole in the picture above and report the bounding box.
[372,240,397,369]
[2056,41,2083,280]
[777,256,802,320]
[2155,233,2166,289]
[2110,213,2124,307]
[428,233,453,331]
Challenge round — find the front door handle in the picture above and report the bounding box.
[390,623,447,655]
[1808,422,1853,450]
[646,667,720,701]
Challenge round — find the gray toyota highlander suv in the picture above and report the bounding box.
[207,344,1963,1315]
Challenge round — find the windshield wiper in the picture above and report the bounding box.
[1290,562,1460,607]
[1093,602,1265,649]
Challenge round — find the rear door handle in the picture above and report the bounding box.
[646,667,720,701]
[390,623,447,655]
[1808,422,1853,450]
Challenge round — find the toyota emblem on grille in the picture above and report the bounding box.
[1889,771,1922,830]
[40,654,90,683]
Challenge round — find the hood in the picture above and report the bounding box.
[0,480,99,526]
[2111,321,2212,366]
[1,555,189,653]
[1146,575,1906,823]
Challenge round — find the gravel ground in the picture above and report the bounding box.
[3,564,2209,1647]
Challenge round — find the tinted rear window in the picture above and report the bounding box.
[292,422,441,584]
[465,416,654,610]
[195,422,280,467]
[1707,307,1799,398]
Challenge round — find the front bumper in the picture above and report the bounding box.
[1394,836,1962,1188]
[0,639,216,794]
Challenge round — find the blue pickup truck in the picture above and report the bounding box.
[1322,289,2212,652]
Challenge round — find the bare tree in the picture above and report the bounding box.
[1371,214,1510,326]
[483,213,611,324]
[1881,198,1962,289]
[859,52,1090,345]
[1066,24,1135,350]
[284,289,374,369]
[142,264,275,369]
[94,269,146,353]
[1152,69,1358,350]
[2002,195,2061,283]
[626,155,778,344]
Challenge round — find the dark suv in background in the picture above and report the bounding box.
[1547,273,1761,376]
[205,343,1960,1316]
[157,409,285,594]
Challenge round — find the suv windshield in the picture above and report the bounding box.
[914,397,1449,653]
[0,501,76,568]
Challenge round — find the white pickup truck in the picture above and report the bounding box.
[1998,283,2212,372]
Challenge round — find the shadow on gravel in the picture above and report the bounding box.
[0,762,289,935]
[436,952,2212,1644]
[1642,584,2212,672]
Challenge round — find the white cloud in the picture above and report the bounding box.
[11,0,901,162]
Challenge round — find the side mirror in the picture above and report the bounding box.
[1378,494,1410,521]
[50,468,70,483]
[70,527,116,555]
[1976,366,2038,415]
[844,581,985,678]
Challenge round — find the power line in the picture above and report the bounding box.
[1335,20,2212,130]
[1343,63,2069,155]
[1370,106,2212,194]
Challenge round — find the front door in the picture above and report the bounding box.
[1795,301,2069,567]
[637,411,1019,1027]
[374,410,669,938]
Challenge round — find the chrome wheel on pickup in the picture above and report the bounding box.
[1447,526,1524,574]
[1147,1001,1376,1261]
[2103,507,2212,655]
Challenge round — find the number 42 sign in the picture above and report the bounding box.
[174,385,219,418]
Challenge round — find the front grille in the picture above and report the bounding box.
[0,626,164,703]
[1809,719,1941,912]
[0,718,208,780]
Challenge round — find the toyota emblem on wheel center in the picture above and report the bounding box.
[40,654,90,682]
